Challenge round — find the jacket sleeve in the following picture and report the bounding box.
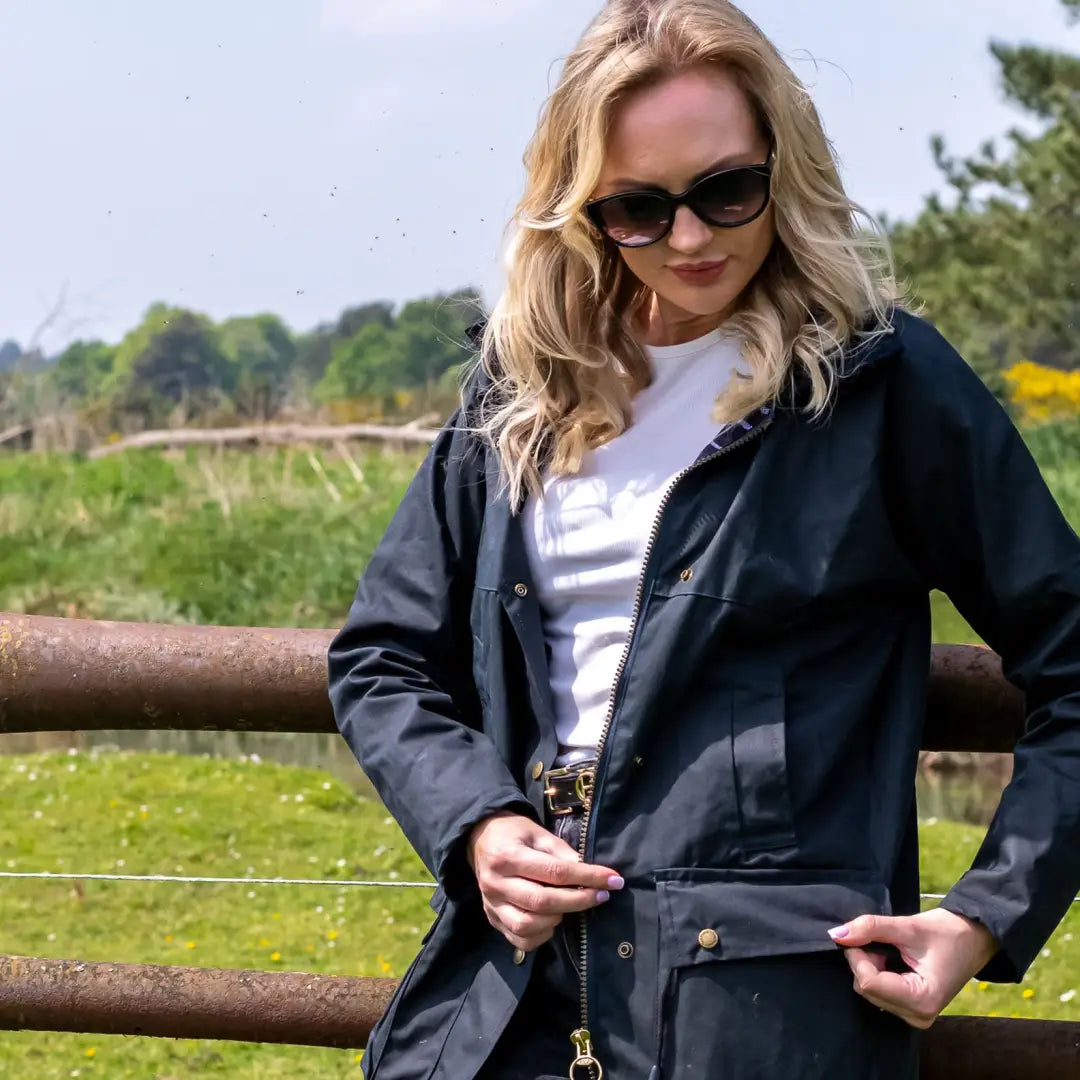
[884,315,1080,982]
[327,401,537,902]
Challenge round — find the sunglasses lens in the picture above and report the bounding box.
[592,192,671,247]
[694,168,770,226]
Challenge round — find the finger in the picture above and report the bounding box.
[487,897,561,937]
[855,982,938,1031]
[526,827,585,863]
[501,845,623,891]
[829,913,916,948]
[497,875,613,915]
[485,903,559,952]
[847,947,925,1006]
[843,945,887,980]
[496,926,556,952]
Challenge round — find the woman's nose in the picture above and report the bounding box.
[667,203,714,252]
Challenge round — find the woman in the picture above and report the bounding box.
[327,2,1080,1077]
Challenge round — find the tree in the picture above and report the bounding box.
[316,321,396,402]
[52,340,116,402]
[0,340,20,372]
[313,289,480,407]
[887,0,1080,389]
[108,304,233,424]
[220,313,297,419]
[295,301,395,387]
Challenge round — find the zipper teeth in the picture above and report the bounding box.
[573,415,774,1041]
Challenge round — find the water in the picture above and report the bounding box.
[0,730,1009,827]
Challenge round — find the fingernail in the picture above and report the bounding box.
[827,924,850,940]
[607,875,625,890]
[596,890,610,903]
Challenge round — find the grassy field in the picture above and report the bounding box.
[0,445,424,629]
[0,431,1076,639]
[0,750,434,1078]
[0,749,1075,1078]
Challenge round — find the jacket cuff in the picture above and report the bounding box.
[436,791,541,902]
[938,885,1027,983]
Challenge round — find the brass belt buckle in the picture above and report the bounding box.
[574,769,594,803]
[543,764,596,816]
[543,765,575,816]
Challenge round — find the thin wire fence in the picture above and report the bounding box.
[0,870,1076,904]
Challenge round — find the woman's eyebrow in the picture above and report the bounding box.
[607,151,762,192]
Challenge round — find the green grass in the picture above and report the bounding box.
[0,749,436,1078]
[0,445,424,628]
[0,750,1075,1077]
[0,434,1076,637]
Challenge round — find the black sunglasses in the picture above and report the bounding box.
[583,153,774,248]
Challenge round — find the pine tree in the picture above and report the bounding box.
[887,0,1080,389]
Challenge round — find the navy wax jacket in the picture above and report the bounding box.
[327,309,1080,1080]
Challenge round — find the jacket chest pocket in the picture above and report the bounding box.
[726,660,796,854]
[652,868,894,1078]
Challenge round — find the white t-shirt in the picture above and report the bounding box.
[523,327,742,760]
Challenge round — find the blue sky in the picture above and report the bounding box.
[0,0,1073,353]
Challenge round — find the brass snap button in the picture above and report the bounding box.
[531,761,544,781]
[697,928,719,950]
[513,947,527,965]
[680,568,694,583]
[513,582,529,597]
[617,941,634,959]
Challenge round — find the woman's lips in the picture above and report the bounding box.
[669,259,728,285]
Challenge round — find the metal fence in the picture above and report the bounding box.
[0,612,1078,1079]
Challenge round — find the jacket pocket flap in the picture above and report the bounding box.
[656,867,890,967]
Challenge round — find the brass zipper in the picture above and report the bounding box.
[566,413,774,1080]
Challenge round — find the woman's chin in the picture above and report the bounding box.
[655,285,740,321]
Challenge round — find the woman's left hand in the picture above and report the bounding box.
[828,908,1000,1029]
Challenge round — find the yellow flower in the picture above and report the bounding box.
[259,938,271,947]
[354,1053,363,1063]
[1005,360,1080,424]
[1022,988,1035,1000]
[85,1048,97,1058]
[377,953,392,974]
[185,941,195,950]
[327,930,339,941]
[978,982,989,991]
[140,811,148,820]
[988,1011,999,1017]
[107,799,118,808]
[270,951,281,962]
[305,945,315,952]
[164,935,173,943]
[272,912,281,920]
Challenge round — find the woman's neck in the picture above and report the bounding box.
[632,292,733,348]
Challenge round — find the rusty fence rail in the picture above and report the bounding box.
[0,612,1077,1079]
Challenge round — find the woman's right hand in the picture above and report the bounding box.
[466,810,625,953]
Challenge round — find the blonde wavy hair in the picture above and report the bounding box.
[470,0,900,509]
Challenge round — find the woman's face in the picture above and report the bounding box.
[591,64,776,343]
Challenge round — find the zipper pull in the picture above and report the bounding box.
[569,1027,604,1079]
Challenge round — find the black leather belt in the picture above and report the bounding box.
[543,759,598,816]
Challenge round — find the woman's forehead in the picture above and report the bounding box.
[598,68,764,193]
